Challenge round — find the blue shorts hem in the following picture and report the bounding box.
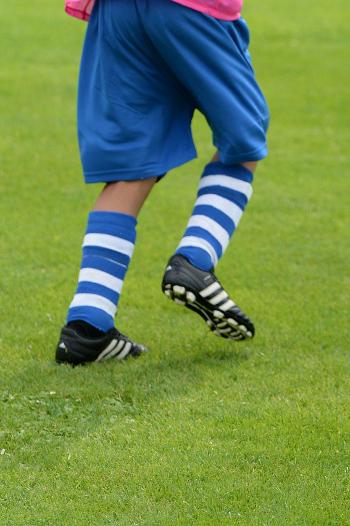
[83,150,197,184]
[220,144,268,165]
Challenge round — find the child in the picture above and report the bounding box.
[56,0,269,365]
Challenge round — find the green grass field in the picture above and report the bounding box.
[1,1,349,524]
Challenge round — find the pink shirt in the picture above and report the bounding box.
[64,0,242,22]
[172,0,242,20]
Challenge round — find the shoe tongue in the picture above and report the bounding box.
[67,321,106,339]
[110,327,122,339]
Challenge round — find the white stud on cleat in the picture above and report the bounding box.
[219,328,233,334]
[213,310,224,319]
[165,290,172,298]
[239,325,248,334]
[206,320,214,328]
[173,285,186,296]
[246,331,253,338]
[230,333,243,341]
[227,318,238,327]
[186,291,196,303]
[165,284,172,290]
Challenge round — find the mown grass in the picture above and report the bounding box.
[0,1,349,524]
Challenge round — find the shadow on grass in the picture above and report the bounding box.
[0,339,252,452]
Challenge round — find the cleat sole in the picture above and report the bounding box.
[163,284,254,341]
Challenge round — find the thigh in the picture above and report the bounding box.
[78,0,197,183]
[144,2,269,164]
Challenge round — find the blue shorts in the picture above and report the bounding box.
[78,0,269,183]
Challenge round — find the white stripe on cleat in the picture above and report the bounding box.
[117,341,132,360]
[96,339,118,362]
[105,340,125,360]
[199,282,221,298]
[209,290,228,306]
[219,299,236,312]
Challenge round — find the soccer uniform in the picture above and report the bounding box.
[57,0,269,363]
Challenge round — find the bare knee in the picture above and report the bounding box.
[94,178,157,216]
[241,161,258,174]
[211,151,259,174]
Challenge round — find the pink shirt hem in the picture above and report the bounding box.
[65,6,89,21]
[64,0,242,22]
[171,0,241,20]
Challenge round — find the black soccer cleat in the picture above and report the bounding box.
[162,254,255,341]
[55,324,148,366]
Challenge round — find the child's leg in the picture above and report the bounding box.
[212,151,258,175]
[56,1,199,364]
[56,179,156,365]
[67,178,156,333]
[162,158,257,340]
[145,5,268,339]
[176,159,257,271]
[94,179,156,215]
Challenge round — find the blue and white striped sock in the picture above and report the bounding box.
[176,161,253,271]
[67,211,136,332]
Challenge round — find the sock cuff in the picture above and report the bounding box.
[87,211,137,229]
[86,211,137,243]
[202,161,254,184]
